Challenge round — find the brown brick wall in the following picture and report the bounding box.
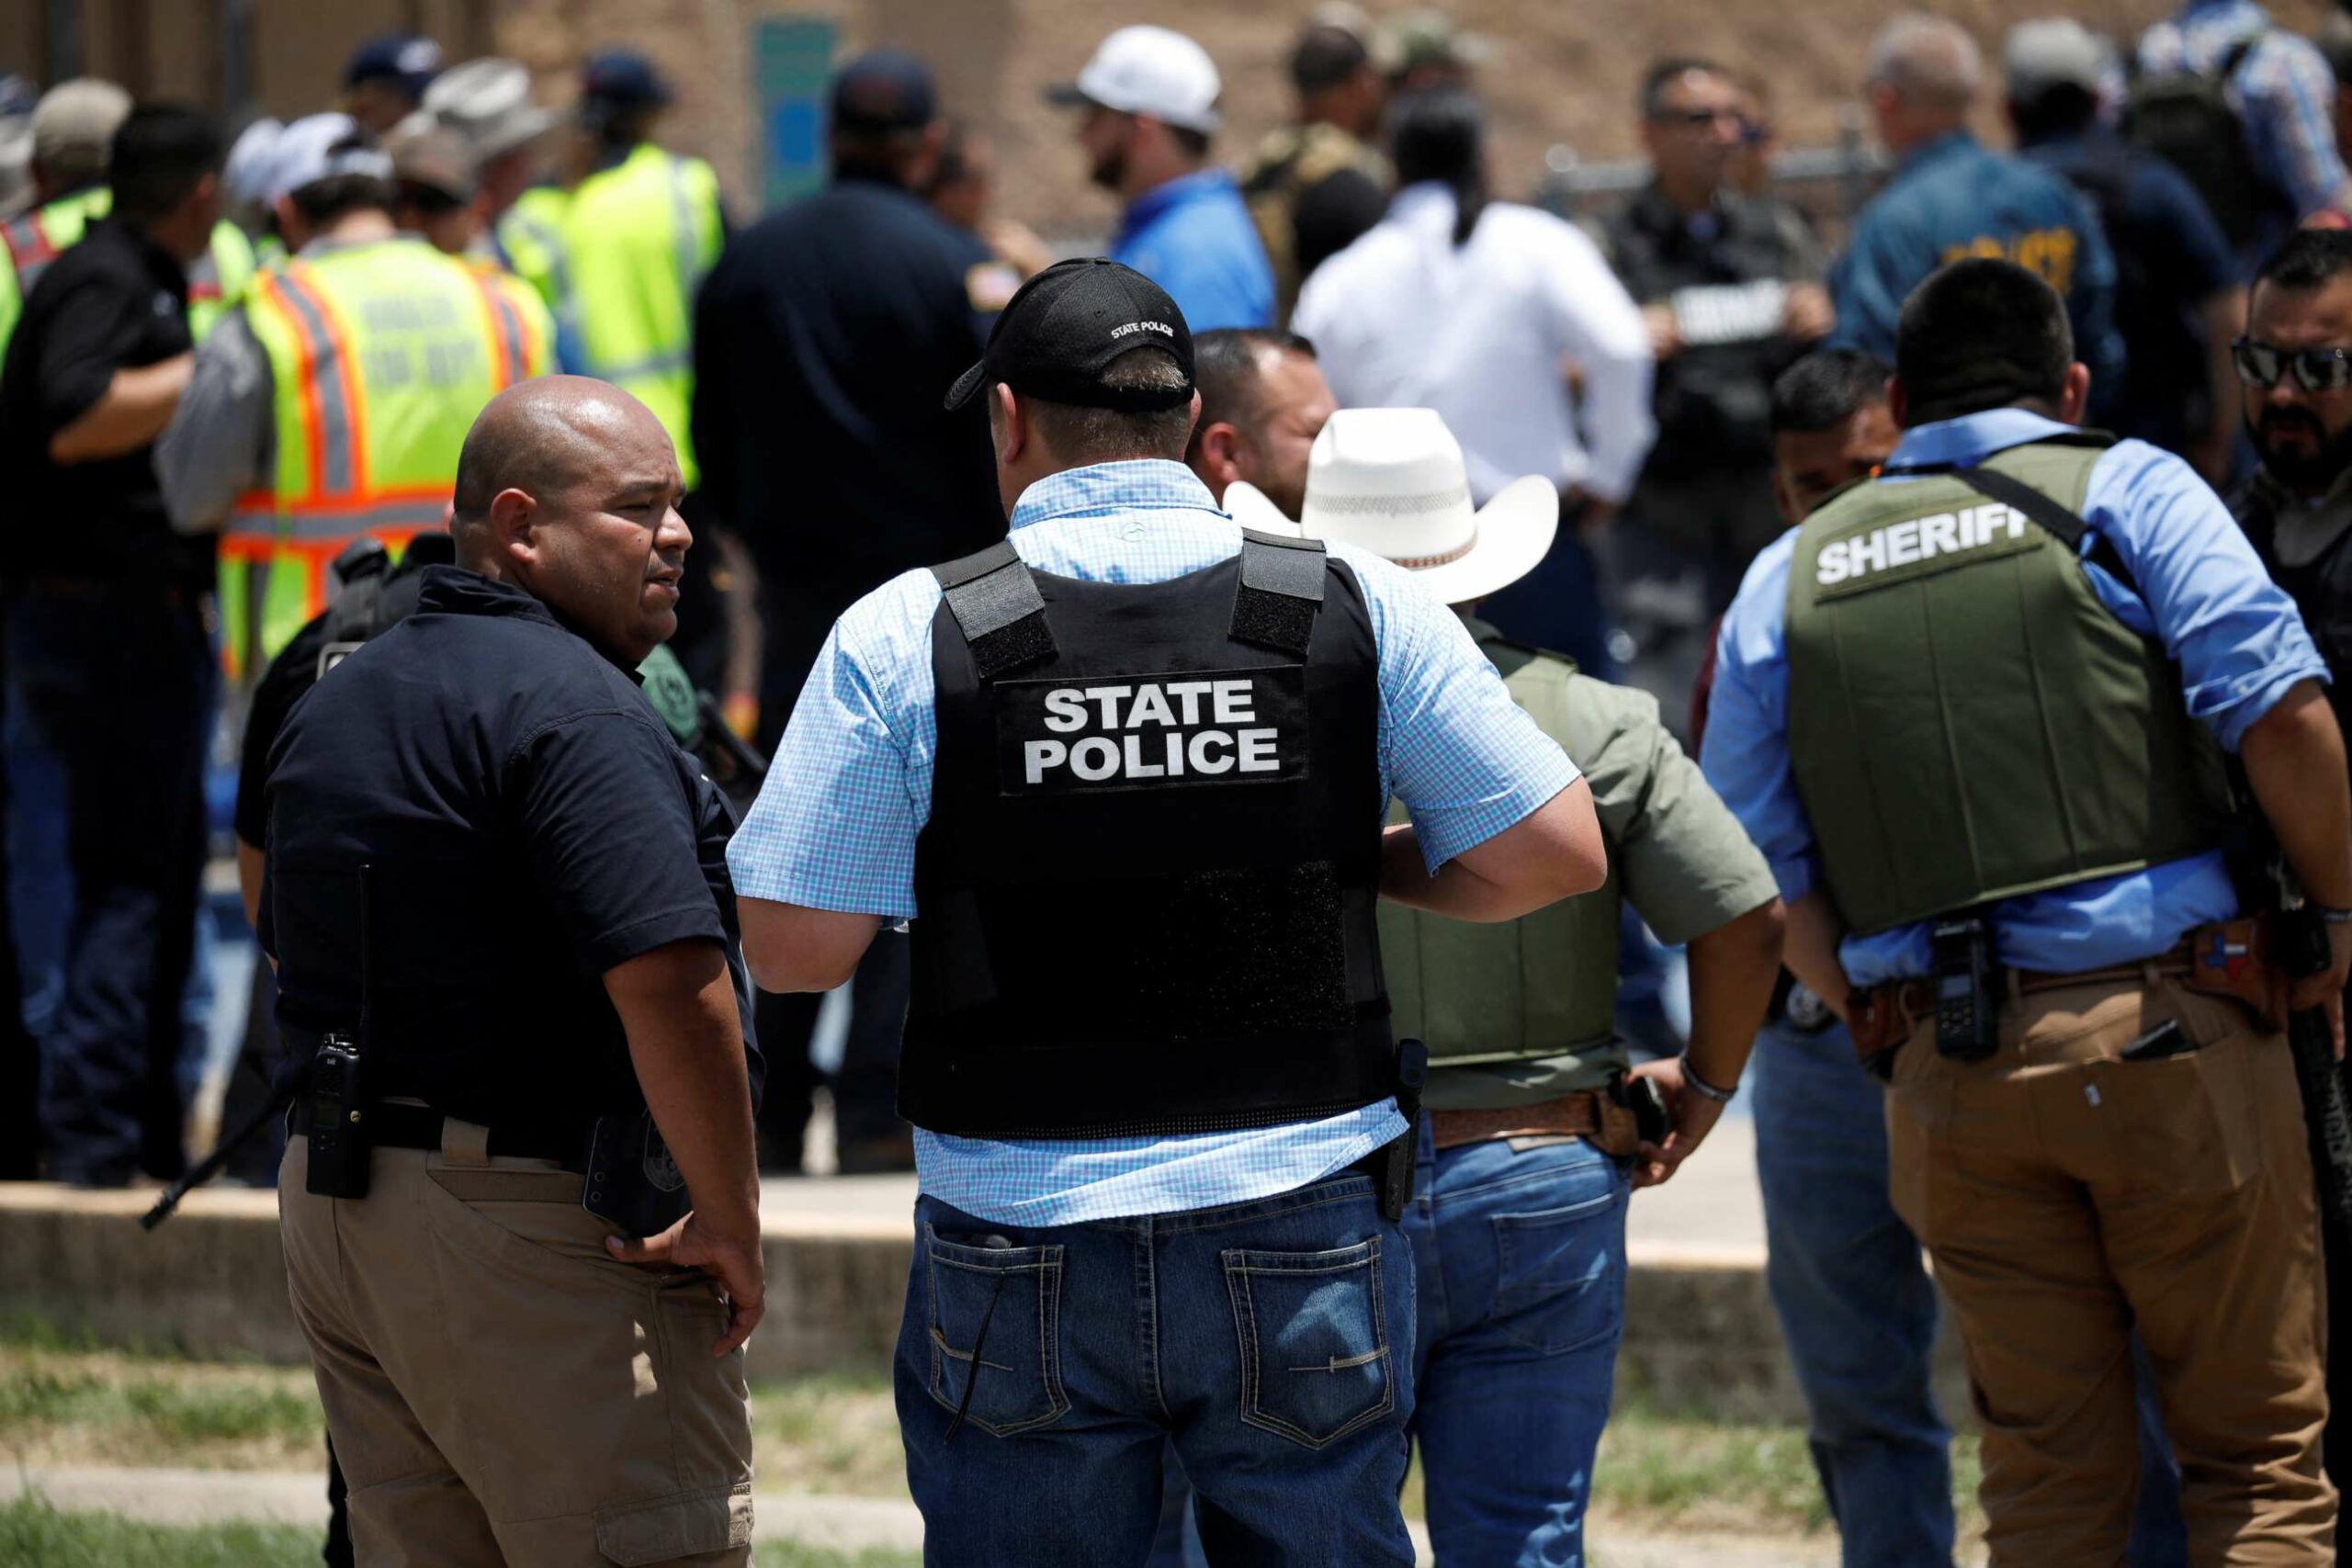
[1,0,2341,233]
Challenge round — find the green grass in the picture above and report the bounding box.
[0,1495,921,1568]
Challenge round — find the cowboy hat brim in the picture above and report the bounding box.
[1229,475,1558,605]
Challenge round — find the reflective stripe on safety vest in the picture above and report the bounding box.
[224,239,549,675]
[0,187,254,351]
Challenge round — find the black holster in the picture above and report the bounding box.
[1377,1038,1429,1223]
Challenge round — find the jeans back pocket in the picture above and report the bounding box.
[1222,1236,1396,1450]
[924,1227,1069,1438]
[1490,1186,1624,1356]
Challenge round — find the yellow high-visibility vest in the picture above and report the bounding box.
[0,186,257,354]
[220,235,551,677]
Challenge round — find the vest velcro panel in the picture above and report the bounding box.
[1784,438,2230,935]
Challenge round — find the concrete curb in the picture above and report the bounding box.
[4,1465,1857,1565]
[0,1181,1968,1423]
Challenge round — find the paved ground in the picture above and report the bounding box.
[5,1464,1843,1567]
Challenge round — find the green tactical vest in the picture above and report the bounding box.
[1784,436,2232,936]
[1378,641,1623,1085]
[0,186,256,355]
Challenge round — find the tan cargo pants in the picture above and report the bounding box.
[278,1123,754,1566]
[1886,974,2335,1564]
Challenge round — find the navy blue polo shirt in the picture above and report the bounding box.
[260,566,759,1128]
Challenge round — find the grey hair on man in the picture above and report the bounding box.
[1867,14,1984,114]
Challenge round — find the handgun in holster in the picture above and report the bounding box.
[1378,1038,1429,1223]
[1929,916,2000,1063]
[307,863,382,1199]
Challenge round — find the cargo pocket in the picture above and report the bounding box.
[594,1482,752,1564]
[923,1227,1069,1437]
[1223,1236,1396,1450]
[1490,1184,1624,1356]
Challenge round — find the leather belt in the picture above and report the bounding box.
[1429,1090,1641,1157]
[289,1099,587,1169]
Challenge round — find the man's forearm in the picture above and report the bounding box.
[1782,889,1854,1017]
[49,355,193,464]
[607,940,760,1229]
[2244,682,2352,908]
[1682,898,1786,1089]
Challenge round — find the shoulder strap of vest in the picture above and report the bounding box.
[931,540,1057,679]
[1885,434,2137,593]
[1232,528,1327,655]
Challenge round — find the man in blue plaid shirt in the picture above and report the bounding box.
[728,259,1602,1565]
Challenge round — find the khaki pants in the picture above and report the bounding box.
[1886,975,2335,1565]
[278,1125,754,1566]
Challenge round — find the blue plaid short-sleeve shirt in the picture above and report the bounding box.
[728,460,1578,1224]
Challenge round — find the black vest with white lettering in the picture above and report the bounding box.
[899,530,1394,1137]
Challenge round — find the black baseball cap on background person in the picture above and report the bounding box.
[944,258,1196,412]
[831,50,938,134]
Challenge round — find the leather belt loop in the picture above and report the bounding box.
[440,1118,492,1168]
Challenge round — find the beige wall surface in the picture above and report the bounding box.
[0,0,2342,231]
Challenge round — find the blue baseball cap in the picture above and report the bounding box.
[344,33,445,99]
[830,50,937,134]
[581,50,673,109]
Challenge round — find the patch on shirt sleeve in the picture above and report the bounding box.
[966,261,1022,313]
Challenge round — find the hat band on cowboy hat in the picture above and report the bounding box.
[1223,408,1557,607]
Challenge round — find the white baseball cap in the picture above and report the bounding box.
[1047,26,1222,134]
[264,112,393,207]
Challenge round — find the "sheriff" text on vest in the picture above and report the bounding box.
[1816,502,2030,587]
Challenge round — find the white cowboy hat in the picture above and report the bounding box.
[1223,407,1558,605]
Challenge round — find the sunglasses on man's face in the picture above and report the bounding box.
[1654,106,1743,130]
[2233,337,2352,393]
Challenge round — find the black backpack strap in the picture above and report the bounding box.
[931,540,1056,679]
[1230,528,1328,655]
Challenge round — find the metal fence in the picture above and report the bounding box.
[1528,109,1892,245]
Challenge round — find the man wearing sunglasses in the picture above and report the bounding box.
[2234,225,2352,1518]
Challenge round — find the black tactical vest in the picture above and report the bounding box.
[899,530,1395,1138]
[2237,482,2352,746]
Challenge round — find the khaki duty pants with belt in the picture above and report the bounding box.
[1886,974,2335,1564]
[278,1122,755,1566]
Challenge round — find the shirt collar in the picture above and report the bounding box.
[1894,129,1978,177]
[1124,167,1239,228]
[413,565,645,680]
[1885,407,2074,471]
[1008,459,1225,532]
[1390,180,1455,221]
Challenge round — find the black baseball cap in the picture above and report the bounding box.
[831,50,937,134]
[944,257,1195,412]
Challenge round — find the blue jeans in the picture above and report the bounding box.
[898,1171,1418,1567]
[1752,1017,2187,1567]
[8,588,215,1184]
[1152,1125,1631,1566]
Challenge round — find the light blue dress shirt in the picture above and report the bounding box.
[1702,409,2328,987]
[728,460,1578,1224]
[1109,169,1275,333]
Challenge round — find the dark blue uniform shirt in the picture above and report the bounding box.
[1830,131,2126,406]
[260,567,759,1128]
[689,173,1009,738]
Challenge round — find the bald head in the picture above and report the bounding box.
[453,377,656,552]
[452,376,691,664]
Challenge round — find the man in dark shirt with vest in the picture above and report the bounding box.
[266,378,761,1563]
[1708,258,2347,1561]
[727,259,1604,1565]
[0,106,220,1187]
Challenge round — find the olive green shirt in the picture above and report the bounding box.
[1422,621,1780,1108]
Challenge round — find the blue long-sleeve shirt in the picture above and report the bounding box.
[1830,132,2125,405]
[1702,409,2326,986]
[1109,169,1275,332]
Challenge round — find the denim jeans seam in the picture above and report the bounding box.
[1222,1235,1397,1450]
[921,1229,1071,1438]
[1151,1177,1374,1235]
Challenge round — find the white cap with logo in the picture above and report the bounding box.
[1048,26,1222,134]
